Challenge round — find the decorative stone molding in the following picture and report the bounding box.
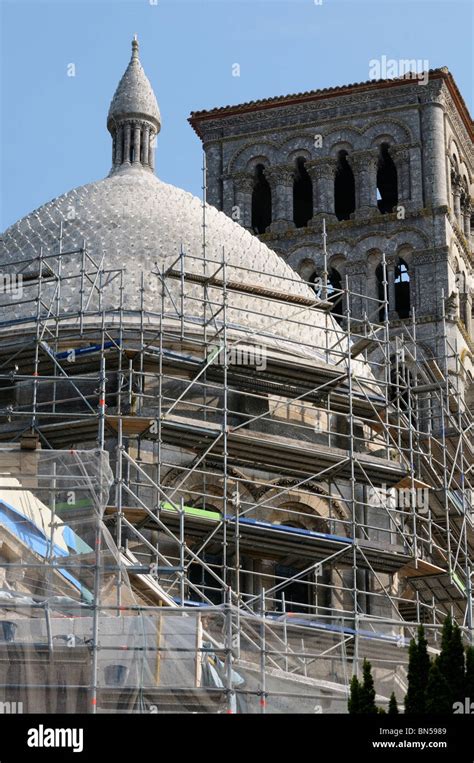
[306,157,338,180]
[263,164,295,188]
[233,172,255,194]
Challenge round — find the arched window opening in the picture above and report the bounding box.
[334,150,355,221]
[375,263,387,322]
[328,266,343,324]
[377,143,398,214]
[188,553,223,605]
[275,564,311,614]
[251,164,272,234]
[293,157,313,228]
[394,258,410,319]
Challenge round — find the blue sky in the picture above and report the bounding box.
[1,0,472,229]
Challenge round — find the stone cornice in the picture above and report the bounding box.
[190,69,473,141]
[260,206,452,247]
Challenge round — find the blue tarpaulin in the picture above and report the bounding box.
[0,497,93,602]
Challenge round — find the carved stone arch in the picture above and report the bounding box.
[286,245,320,273]
[388,227,429,251]
[328,253,347,272]
[363,118,412,148]
[245,155,271,174]
[449,144,472,186]
[447,136,462,165]
[451,238,464,261]
[354,228,428,258]
[329,141,355,158]
[287,148,313,165]
[326,238,352,259]
[277,134,317,164]
[354,232,395,258]
[160,467,257,511]
[324,127,361,155]
[227,141,278,174]
[395,242,414,266]
[460,165,472,189]
[248,484,347,534]
[297,257,319,281]
[390,228,430,249]
[366,247,383,267]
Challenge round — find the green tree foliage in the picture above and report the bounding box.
[359,659,377,714]
[437,617,465,706]
[425,658,452,714]
[348,674,361,714]
[348,661,377,713]
[388,692,399,715]
[405,625,430,713]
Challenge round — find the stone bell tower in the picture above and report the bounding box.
[190,68,474,407]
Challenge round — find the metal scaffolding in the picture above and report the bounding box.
[0,219,472,713]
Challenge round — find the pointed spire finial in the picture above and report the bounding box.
[107,38,161,175]
[132,35,139,60]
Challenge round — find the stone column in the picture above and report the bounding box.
[132,124,141,164]
[142,125,150,166]
[115,125,124,166]
[306,157,338,222]
[346,260,368,321]
[149,131,155,172]
[347,150,380,219]
[451,172,463,226]
[233,173,254,229]
[420,92,448,207]
[123,124,132,165]
[386,257,397,318]
[465,292,473,337]
[408,144,424,210]
[222,175,235,217]
[462,197,472,238]
[264,165,295,233]
[390,145,411,210]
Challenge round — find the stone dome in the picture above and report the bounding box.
[0,170,325,346]
[0,40,372,379]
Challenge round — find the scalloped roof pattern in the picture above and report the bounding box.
[0,170,346,362]
[107,51,161,131]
